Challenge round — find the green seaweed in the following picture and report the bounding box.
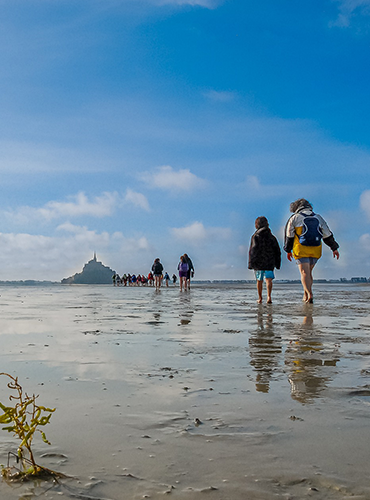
[0,372,61,481]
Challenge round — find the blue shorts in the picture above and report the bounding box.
[295,257,318,266]
[255,270,275,281]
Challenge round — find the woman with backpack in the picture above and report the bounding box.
[284,198,339,303]
[177,255,189,291]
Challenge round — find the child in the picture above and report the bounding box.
[248,216,281,304]
[163,272,170,287]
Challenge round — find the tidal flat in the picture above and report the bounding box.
[0,282,369,500]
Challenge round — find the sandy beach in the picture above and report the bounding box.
[0,282,369,500]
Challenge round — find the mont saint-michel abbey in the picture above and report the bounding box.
[61,253,115,284]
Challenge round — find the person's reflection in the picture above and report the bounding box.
[249,307,282,393]
[285,305,340,404]
[153,312,161,322]
[179,293,194,325]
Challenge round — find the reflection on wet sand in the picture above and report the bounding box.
[285,305,340,404]
[179,293,194,326]
[249,307,282,393]
[0,283,369,500]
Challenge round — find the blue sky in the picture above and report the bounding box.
[0,0,370,281]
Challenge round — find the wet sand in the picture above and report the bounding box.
[0,282,369,499]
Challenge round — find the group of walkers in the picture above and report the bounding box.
[112,272,174,287]
[112,253,194,291]
[152,253,194,291]
[112,198,340,304]
[248,198,340,304]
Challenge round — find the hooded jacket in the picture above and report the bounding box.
[284,208,339,259]
[248,227,281,271]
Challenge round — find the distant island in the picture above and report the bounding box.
[61,253,115,285]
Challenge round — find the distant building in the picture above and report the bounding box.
[61,253,115,284]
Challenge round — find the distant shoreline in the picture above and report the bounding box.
[0,279,368,286]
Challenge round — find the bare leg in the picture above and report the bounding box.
[266,278,273,303]
[256,280,263,304]
[298,263,315,302]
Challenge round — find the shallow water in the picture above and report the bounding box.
[0,283,369,499]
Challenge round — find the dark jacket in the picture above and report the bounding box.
[184,255,194,272]
[248,227,281,271]
[152,261,163,275]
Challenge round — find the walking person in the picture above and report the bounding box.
[248,216,281,304]
[284,198,339,303]
[178,255,189,291]
[164,272,170,287]
[151,258,164,289]
[183,253,194,289]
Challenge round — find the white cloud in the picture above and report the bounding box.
[359,233,370,250]
[0,141,109,174]
[243,175,294,200]
[0,226,153,281]
[100,0,223,8]
[112,232,151,253]
[212,262,233,270]
[243,175,353,203]
[38,192,118,220]
[171,221,231,244]
[150,0,222,7]
[57,223,151,254]
[57,222,110,242]
[204,90,237,102]
[360,189,370,219]
[238,244,249,257]
[57,222,85,234]
[2,189,152,227]
[124,188,150,211]
[141,165,206,191]
[0,231,101,280]
[3,192,119,224]
[331,0,370,27]
[245,175,261,191]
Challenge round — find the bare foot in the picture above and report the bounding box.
[267,298,272,304]
[257,298,262,304]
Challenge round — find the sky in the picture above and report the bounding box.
[0,0,370,281]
